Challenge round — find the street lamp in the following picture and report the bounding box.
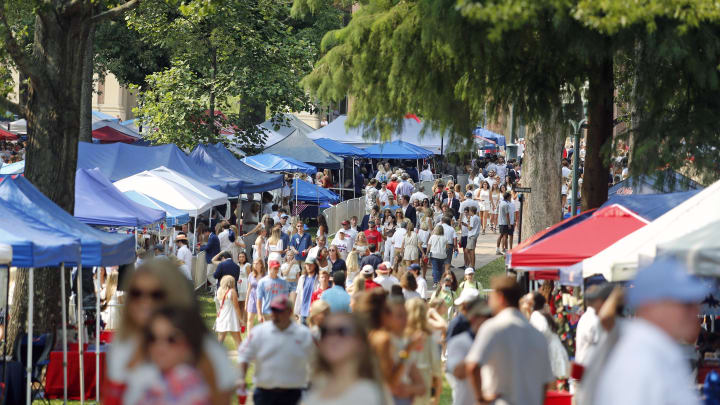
[568,119,587,216]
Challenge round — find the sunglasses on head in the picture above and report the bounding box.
[129,288,165,301]
[320,325,355,339]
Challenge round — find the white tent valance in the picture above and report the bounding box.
[113,171,216,216]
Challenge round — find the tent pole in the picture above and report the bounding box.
[352,159,356,199]
[61,263,68,404]
[95,268,100,402]
[25,267,34,405]
[2,265,9,400]
[77,262,85,405]
[193,216,198,254]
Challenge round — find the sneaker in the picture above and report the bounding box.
[496,248,502,255]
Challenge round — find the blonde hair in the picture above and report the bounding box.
[217,275,236,300]
[346,251,360,274]
[103,270,119,309]
[351,275,366,296]
[118,259,196,339]
[432,225,444,236]
[308,300,330,327]
[405,298,431,335]
[268,226,281,245]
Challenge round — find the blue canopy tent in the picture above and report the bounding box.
[78,142,243,195]
[264,130,343,169]
[189,144,283,193]
[601,190,702,221]
[473,127,507,148]
[313,138,369,157]
[363,140,433,159]
[123,190,190,227]
[292,179,340,203]
[243,153,317,174]
[75,168,166,227]
[609,169,704,196]
[0,160,24,174]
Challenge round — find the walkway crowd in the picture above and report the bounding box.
[96,153,707,405]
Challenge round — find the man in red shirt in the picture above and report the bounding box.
[361,265,381,290]
[386,174,399,198]
[364,219,383,247]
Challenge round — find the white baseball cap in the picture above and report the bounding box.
[361,265,374,275]
[465,267,475,275]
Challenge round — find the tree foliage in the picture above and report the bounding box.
[297,0,720,196]
[126,0,344,151]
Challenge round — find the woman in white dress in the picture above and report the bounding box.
[252,227,267,264]
[236,251,250,325]
[490,183,501,233]
[214,275,243,349]
[101,270,122,330]
[475,181,491,234]
[302,313,390,405]
[265,227,284,260]
[401,222,420,269]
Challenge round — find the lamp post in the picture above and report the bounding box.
[568,119,587,216]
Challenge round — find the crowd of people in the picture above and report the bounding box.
[0,139,24,165]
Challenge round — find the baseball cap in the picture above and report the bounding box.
[269,295,291,311]
[454,287,480,306]
[377,262,389,273]
[337,229,345,234]
[268,260,281,268]
[342,220,350,226]
[465,191,472,197]
[153,244,164,251]
[281,213,289,218]
[306,256,316,265]
[626,257,710,309]
[464,267,475,275]
[361,265,374,275]
[409,263,421,271]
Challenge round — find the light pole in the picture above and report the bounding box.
[568,119,587,216]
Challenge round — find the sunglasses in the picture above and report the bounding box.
[146,331,183,345]
[270,307,287,313]
[129,288,166,301]
[320,325,355,339]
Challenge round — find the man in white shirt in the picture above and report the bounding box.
[377,182,393,207]
[373,262,399,291]
[174,235,193,280]
[459,191,479,216]
[306,235,327,263]
[217,221,234,252]
[593,258,709,405]
[496,192,512,255]
[340,220,357,247]
[330,229,351,259]
[561,160,571,180]
[466,276,553,405]
[447,300,492,405]
[391,221,408,270]
[575,283,612,366]
[238,295,313,405]
[495,156,507,180]
[279,213,292,235]
[419,165,434,181]
[395,173,414,199]
[409,185,429,205]
[441,216,457,272]
[462,206,481,268]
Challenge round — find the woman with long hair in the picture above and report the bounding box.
[417,220,431,279]
[252,227,267,263]
[354,232,369,255]
[356,290,425,405]
[214,275,243,349]
[401,222,420,269]
[475,181,491,234]
[245,259,265,333]
[294,258,321,323]
[107,260,236,405]
[302,313,390,405]
[317,215,329,239]
[345,251,360,288]
[265,226,284,260]
[405,299,442,405]
[307,300,331,343]
[100,269,121,329]
[236,251,250,325]
[489,183,501,233]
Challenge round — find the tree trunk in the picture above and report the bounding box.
[521,109,565,241]
[79,24,96,143]
[8,11,93,354]
[582,55,615,210]
[209,47,217,138]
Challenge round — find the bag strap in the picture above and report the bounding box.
[217,289,231,317]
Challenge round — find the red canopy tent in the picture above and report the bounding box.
[91,126,137,144]
[0,127,18,140]
[507,204,649,270]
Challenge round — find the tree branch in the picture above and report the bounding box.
[91,0,141,23]
[0,95,24,116]
[0,4,44,83]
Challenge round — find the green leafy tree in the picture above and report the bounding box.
[295,0,720,236]
[129,0,344,151]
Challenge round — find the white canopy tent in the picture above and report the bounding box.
[656,220,720,277]
[113,171,215,216]
[9,119,26,134]
[148,166,228,207]
[582,179,720,281]
[0,244,10,264]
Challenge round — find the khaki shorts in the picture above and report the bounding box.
[467,235,478,249]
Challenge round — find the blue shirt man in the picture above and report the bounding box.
[321,272,351,313]
[255,260,289,317]
[289,223,312,261]
[198,230,220,264]
[213,253,240,291]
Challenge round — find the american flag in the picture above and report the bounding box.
[292,203,309,216]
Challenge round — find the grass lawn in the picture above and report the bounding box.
[37,258,505,404]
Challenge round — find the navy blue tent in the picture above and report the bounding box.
[123,190,190,227]
[601,190,702,221]
[609,169,704,196]
[292,179,340,203]
[78,142,243,195]
[75,168,166,226]
[264,130,343,169]
[189,144,283,193]
[313,138,370,157]
[363,140,433,159]
[473,128,506,147]
[0,175,135,266]
[243,154,317,174]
